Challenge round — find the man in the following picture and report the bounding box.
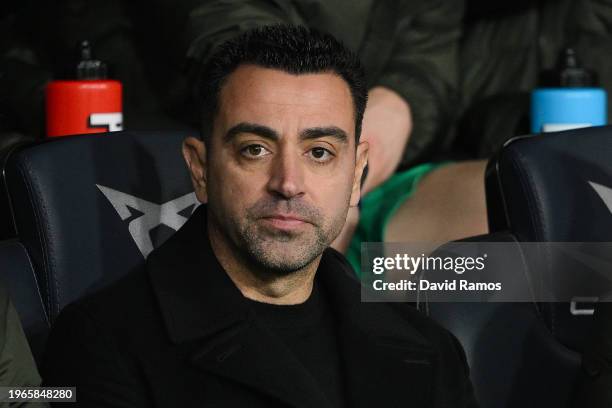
[167,0,487,271]
[43,25,478,407]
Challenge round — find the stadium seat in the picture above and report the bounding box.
[0,130,197,342]
[2,125,611,406]
[427,125,612,407]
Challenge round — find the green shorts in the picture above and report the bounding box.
[346,162,446,276]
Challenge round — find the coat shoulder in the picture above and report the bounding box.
[56,266,161,340]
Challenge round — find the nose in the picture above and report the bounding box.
[267,146,305,199]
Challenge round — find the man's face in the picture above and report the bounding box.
[184,65,367,273]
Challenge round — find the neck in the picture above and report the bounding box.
[207,216,321,305]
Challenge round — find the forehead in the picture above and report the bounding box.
[216,65,355,139]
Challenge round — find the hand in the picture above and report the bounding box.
[360,87,412,195]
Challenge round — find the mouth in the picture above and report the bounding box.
[260,214,310,231]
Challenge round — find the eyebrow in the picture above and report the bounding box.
[224,122,348,144]
[300,126,348,144]
[224,122,279,142]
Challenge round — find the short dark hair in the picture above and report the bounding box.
[197,24,367,144]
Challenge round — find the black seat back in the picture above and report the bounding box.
[486,125,612,350]
[1,130,198,322]
[428,126,612,408]
[487,126,612,242]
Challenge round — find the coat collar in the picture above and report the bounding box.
[146,204,250,344]
[147,204,437,407]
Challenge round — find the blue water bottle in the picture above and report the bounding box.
[531,48,607,133]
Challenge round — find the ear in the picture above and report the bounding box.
[349,140,369,207]
[182,137,208,203]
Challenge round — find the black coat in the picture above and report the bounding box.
[42,206,478,407]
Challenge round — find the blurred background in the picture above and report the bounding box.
[3,0,612,165]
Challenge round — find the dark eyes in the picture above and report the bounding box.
[309,147,332,161]
[240,144,334,163]
[243,145,269,157]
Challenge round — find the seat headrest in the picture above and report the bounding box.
[1,131,199,321]
[486,125,612,242]
[485,125,612,350]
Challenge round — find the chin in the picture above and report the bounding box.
[248,241,323,274]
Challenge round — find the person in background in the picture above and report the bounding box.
[0,0,191,150]
[0,2,50,152]
[4,0,464,171]
[457,0,612,158]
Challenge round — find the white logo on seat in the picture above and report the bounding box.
[589,181,612,214]
[96,184,199,258]
[562,182,612,316]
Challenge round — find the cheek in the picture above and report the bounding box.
[208,157,264,212]
[311,172,354,216]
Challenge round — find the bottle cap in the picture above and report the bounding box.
[559,48,595,87]
[539,48,598,87]
[76,40,108,80]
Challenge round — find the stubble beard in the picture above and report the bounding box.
[235,200,346,276]
[239,221,328,275]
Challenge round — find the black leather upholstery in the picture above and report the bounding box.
[0,240,49,361]
[1,130,197,323]
[486,126,612,350]
[427,126,612,408]
[1,125,609,405]
[430,300,580,407]
[486,126,612,242]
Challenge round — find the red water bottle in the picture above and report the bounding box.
[45,41,123,138]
